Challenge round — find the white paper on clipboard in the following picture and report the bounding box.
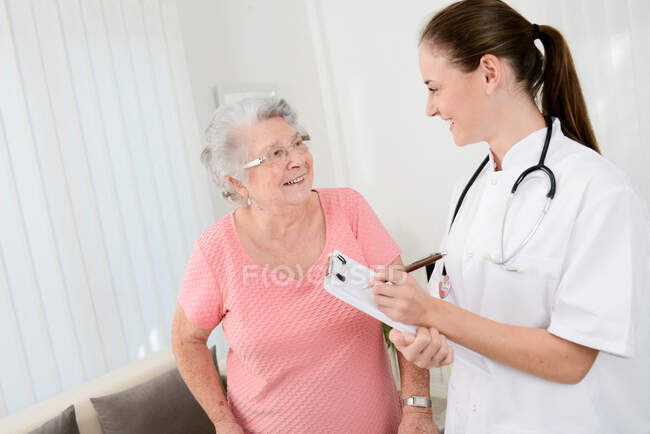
[324,250,417,335]
[323,250,490,376]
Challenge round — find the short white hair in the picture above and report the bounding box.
[201,97,303,204]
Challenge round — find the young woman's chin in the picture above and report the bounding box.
[452,130,482,148]
[452,133,471,147]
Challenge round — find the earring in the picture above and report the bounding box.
[241,187,252,206]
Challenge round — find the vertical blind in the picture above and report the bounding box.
[0,0,219,416]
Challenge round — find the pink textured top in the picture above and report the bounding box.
[178,188,402,433]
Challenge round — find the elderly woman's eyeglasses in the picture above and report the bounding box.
[243,134,310,169]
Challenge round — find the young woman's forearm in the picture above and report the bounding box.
[425,298,597,384]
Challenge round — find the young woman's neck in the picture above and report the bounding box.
[487,96,547,171]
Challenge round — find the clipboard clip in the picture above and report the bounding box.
[326,254,348,282]
[328,251,446,280]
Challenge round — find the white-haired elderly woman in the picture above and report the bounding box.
[171,97,452,433]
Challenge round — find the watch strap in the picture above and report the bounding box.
[402,396,432,408]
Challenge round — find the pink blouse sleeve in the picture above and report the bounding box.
[348,189,402,268]
[177,241,224,329]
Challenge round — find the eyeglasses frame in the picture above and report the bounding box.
[242,133,311,169]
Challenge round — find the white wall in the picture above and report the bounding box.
[309,1,486,285]
[174,0,340,221]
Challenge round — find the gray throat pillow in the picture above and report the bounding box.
[90,345,223,434]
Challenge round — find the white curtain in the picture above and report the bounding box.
[0,0,221,416]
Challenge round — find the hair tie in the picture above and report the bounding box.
[532,23,542,41]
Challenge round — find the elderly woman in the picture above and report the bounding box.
[171,97,452,433]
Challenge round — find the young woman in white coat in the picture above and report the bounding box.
[372,1,649,432]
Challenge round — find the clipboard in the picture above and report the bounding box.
[323,250,490,376]
[323,250,417,334]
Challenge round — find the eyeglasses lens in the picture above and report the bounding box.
[262,139,309,165]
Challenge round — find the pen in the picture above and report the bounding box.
[363,252,446,287]
[403,251,445,273]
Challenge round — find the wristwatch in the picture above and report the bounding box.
[402,396,432,408]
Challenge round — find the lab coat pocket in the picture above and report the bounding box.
[479,253,562,328]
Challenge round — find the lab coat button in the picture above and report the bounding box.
[491,178,498,185]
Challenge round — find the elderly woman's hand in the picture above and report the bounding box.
[390,327,454,369]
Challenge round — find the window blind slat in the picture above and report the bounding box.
[9,0,109,382]
[142,0,201,260]
[31,0,129,370]
[5,0,88,392]
[99,0,180,335]
[0,157,37,414]
[0,0,64,403]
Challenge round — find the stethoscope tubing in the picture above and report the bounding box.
[442,116,556,277]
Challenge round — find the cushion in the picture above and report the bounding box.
[29,405,80,434]
[91,345,222,434]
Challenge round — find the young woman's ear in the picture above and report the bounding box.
[478,54,502,95]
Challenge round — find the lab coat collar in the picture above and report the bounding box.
[489,117,562,172]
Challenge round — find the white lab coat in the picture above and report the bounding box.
[429,118,650,433]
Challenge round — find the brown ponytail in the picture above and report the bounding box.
[535,25,599,153]
[421,0,600,153]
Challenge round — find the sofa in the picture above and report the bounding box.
[0,348,226,434]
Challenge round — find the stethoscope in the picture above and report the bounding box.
[438,116,556,298]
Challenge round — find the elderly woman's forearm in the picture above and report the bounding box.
[172,337,235,424]
[397,351,432,405]
[171,304,234,425]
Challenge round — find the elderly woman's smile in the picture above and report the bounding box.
[284,175,305,185]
